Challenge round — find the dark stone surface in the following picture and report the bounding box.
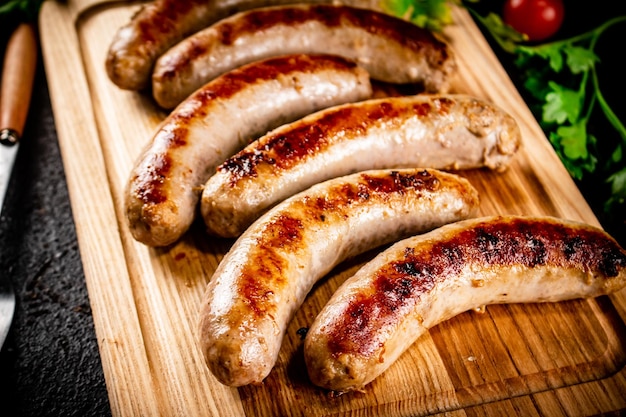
[0,26,111,417]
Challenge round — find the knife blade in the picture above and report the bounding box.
[0,22,38,350]
[0,138,18,350]
[0,139,18,209]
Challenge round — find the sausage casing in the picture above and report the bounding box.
[304,215,626,392]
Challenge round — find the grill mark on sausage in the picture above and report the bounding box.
[182,54,363,126]
[132,153,172,205]
[237,215,303,317]
[135,0,203,45]
[235,170,446,320]
[303,170,442,215]
[220,98,455,185]
[325,217,626,358]
[363,169,441,194]
[245,6,448,59]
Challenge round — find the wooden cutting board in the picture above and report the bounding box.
[38,0,626,416]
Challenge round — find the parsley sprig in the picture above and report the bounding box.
[382,0,625,236]
[471,11,626,213]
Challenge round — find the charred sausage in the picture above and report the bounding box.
[304,215,626,392]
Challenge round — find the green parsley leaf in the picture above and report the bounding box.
[518,44,564,72]
[470,11,526,53]
[611,144,623,164]
[381,0,453,32]
[563,45,599,74]
[605,167,626,208]
[556,121,589,160]
[543,82,582,124]
[608,167,626,194]
[549,129,597,180]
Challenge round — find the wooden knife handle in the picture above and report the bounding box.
[0,22,38,146]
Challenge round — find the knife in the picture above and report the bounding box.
[0,22,38,350]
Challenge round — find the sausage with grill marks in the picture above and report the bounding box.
[201,94,520,238]
[304,215,626,393]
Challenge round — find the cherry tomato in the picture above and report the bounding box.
[503,0,565,42]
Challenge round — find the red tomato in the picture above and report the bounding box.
[503,0,565,41]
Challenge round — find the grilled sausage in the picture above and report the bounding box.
[152,4,456,108]
[106,0,383,91]
[201,94,520,238]
[304,215,626,393]
[198,168,480,387]
[125,54,372,247]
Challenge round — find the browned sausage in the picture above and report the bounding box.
[125,54,372,246]
[304,215,626,393]
[201,94,520,238]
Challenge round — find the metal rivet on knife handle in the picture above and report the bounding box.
[0,128,19,146]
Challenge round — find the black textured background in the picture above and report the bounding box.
[0,23,111,417]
